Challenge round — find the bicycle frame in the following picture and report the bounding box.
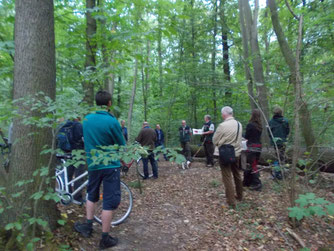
[56,157,88,203]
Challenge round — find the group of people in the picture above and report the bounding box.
[178,106,289,208]
[68,89,289,248]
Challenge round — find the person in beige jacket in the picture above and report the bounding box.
[213,106,243,208]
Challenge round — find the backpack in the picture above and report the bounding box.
[57,122,74,152]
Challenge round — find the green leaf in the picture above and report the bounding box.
[57,219,66,225]
[288,207,306,221]
[36,218,48,228]
[309,206,326,216]
[325,204,334,215]
[30,191,44,200]
[5,223,14,230]
[14,222,22,230]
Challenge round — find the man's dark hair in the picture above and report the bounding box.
[95,91,111,106]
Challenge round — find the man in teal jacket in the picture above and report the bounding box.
[74,91,125,249]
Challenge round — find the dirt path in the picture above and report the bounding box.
[57,159,334,251]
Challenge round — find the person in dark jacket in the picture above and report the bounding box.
[179,120,192,164]
[201,115,215,167]
[155,124,168,161]
[268,107,290,163]
[136,122,158,179]
[243,109,262,191]
[121,120,128,142]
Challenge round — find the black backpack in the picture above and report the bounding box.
[57,122,74,152]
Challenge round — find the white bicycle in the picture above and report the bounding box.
[55,154,133,226]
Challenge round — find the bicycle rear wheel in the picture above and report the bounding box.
[136,158,154,178]
[94,181,133,226]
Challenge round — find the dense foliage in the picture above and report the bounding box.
[0,0,333,146]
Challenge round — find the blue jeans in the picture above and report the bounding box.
[142,152,158,178]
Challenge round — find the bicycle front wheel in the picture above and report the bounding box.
[94,181,133,226]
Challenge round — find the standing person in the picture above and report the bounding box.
[155,124,168,161]
[179,120,192,166]
[201,115,215,167]
[74,91,126,249]
[243,109,262,191]
[66,117,86,203]
[268,106,290,163]
[213,106,243,208]
[121,120,128,142]
[136,121,158,179]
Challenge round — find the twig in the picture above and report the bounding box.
[274,225,294,251]
[286,227,306,248]
[284,0,300,20]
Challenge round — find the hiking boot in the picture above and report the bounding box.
[74,222,92,238]
[99,235,118,249]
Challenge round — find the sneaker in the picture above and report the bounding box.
[99,235,118,249]
[74,222,92,238]
[186,161,191,168]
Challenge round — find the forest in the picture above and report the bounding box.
[0,0,333,250]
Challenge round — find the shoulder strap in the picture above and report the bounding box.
[235,121,240,143]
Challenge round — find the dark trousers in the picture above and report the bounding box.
[181,141,191,161]
[204,142,214,165]
[142,152,158,178]
[67,164,85,200]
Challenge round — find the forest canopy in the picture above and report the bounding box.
[0,0,333,146]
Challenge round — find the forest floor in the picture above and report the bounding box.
[54,158,334,251]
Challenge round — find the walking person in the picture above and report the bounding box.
[155,124,168,161]
[74,91,126,249]
[179,120,192,167]
[243,109,262,191]
[201,115,215,167]
[268,106,290,163]
[213,106,243,208]
[136,121,158,179]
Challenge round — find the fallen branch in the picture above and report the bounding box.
[274,225,294,251]
[286,227,306,248]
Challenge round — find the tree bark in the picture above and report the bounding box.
[127,59,138,141]
[157,9,163,96]
[219,0,232,97]
[2,0,58,232]
[267,0,317,157]
[82,0,96,106]
[238,0,256,110]
[243,0,270,144]
[212,0,218,122]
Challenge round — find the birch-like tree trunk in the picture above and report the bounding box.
[127,59,138,140]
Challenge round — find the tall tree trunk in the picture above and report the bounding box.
[219,0,232,97]
[212,0,218,122]
[2,0,58,234]
[238,0,256,110]
[127,59,138,141]
[117,76,121,108]
[190,0,198,127]
[157,10,163,96]
[243,0,270,144]
[267,0,317,156]
[290,14,304,221]
[83,0,96,105]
